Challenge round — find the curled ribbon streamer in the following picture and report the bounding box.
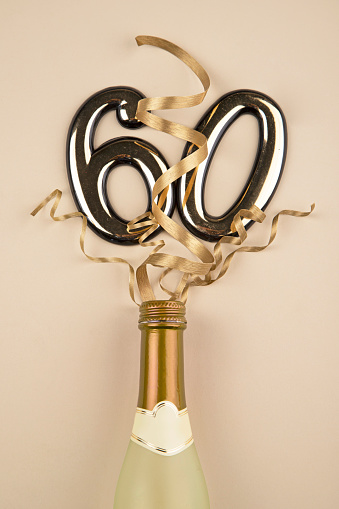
[179,204,316,303]
[154,205,265,301]
[31,189,315,305]
[30,190,139,305]
[31,35,315,305]
[131,36,215,301]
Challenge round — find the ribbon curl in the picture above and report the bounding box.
[31,189,139,305]
[129,35,213,302]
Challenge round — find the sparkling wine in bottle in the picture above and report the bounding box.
[113,300,210,509]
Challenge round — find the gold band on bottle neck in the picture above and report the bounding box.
[139,300,187,329]
[138,301,187,411]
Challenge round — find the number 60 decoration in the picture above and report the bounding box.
[66,86,287,244]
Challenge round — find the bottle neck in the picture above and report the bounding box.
[137,301,187,411]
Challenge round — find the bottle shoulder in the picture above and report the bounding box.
[114,439,210,509]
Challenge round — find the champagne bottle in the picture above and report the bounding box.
[113,300,210,509]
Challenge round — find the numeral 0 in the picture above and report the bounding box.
[67,87,286,244]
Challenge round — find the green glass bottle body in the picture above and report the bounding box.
[113,301,210,509]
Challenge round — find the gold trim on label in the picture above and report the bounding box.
[131,434,194,455]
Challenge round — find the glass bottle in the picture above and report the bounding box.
[113,300,210,509]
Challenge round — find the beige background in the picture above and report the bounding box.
[1,1,338,508]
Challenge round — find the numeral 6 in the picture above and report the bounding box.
[67,87,286,244]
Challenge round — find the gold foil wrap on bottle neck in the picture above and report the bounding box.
[138,300,187,411]
[139,300,187,329]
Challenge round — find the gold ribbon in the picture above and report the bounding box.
[129,36,213,302]
[31,36,315,305]
[31,189,139,305]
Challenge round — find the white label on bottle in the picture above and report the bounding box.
[131,401,194,456]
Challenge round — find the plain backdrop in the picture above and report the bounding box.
[1,1,338,508]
